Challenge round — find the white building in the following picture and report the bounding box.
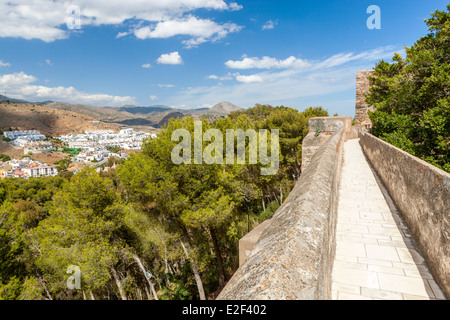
[4,130,46,142]
[22,166,58,178]
[57,128,153,151]
[119,128,134,135]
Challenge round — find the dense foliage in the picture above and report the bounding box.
[366,5,450,173]
[0,104,327,300]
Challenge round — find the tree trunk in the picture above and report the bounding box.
[280,183,283,204]
[111,267,127,300]
[82,291,87,300]
[180,240,206,300]
[167,262,174,275]
[43,284,53,300]
[132,254,159,300]
[173,262,180,274]
[164,250,169,275]
[144,286,152,300]
[272,191,280,205]
[38,276,52,300]
[261,190,266,211]
[89,290,95,300]
[209,228,226,289]
[136,287,143,300]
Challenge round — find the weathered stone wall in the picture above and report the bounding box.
[354,70,374,128]
[360,133,450,299]
[238,219,271,268]
[301,117,351,172]
[217,119,347,300]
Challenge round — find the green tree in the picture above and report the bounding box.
[119,118,248,298]
[34,169,130,299]
[0,202,27,300]
[366,5,450,172]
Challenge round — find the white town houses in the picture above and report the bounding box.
[22,166,58,178]
[0,127,156,179]
[0,158,58,179]
[57,129,155,150]
[3,130,51,150]
[4,130,46,141]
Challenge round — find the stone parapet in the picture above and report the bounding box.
[360,133,450,299]
[238,219,271,268]
[301,116,352,172]
[217,118,347,300]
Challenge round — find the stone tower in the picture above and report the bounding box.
[354,70,374,129]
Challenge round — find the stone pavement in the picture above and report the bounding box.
[331,139,446,300]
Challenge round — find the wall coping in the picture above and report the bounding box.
[217,121,346,300]
[360,132,450,299]
[361,132,450,177]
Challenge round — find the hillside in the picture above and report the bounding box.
[196,101,243,119]
[154,112,185,128]
[42,101,175,126]
[0,102,119,136]
[41,101,243,126]
[118,105,173,114]
[0,94,31,104]
[43,101,142,123]
[0,95,243,131]
[209,101,243,114]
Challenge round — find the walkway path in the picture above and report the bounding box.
[331,139,446,300]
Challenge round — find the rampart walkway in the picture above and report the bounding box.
[332,139,446,300]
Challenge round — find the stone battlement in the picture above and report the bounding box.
[216,71,448,300]
[218,117,351,300]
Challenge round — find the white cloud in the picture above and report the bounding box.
[158,84,174,88]
[142,63,152,68]
[0,60,11,67]
[262,20,277,30]
[0,72,135,106]
[315,46,398,69]
[116,32,129,39]
[225,55,310,70]
[235,73,264,83]
[0,1,242,44]
[156,52,183,65]
[167,46,400,114]
[207,73,233,80]
[133,16,242,48]
[0,72,37,86]
[225,46,397,72]
[150,95,158,101]
[45,59,53,66]
[228,2,243,11]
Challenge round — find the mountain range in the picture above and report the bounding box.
[0,95,243,134]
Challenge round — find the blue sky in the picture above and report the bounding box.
[0,0,447,117]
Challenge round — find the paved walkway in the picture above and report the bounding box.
[331,139,446,300]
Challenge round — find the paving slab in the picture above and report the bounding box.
[331,139,446,300]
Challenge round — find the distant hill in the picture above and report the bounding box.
[0,101,119,136]
[0,94,31,104]
[0,95,243,129]
[154,112,185,128]
[209,101,242,114]
[195,101,243,119]
[118,105,173,114]
[42,101,141,123]
[116,118,154,126]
